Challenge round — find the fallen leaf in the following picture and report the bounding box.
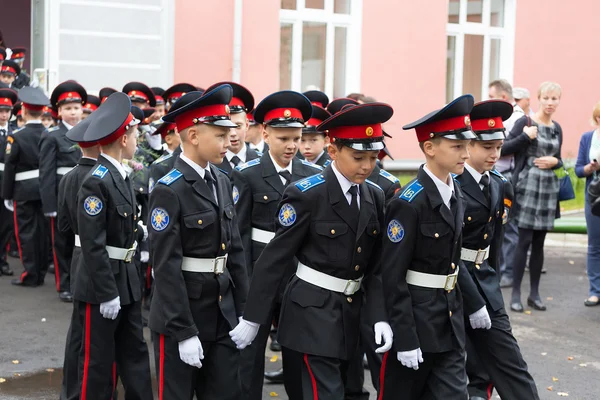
[579,363,587,367]
[46,368,54,372]
[541,352,548,356]
[0,378,5,383]
[569,260,575,265]
[269,392,278,397]
[557,392,569,397]
[269,355,278,362]
[547,386,553,391]
[11,360,19,364]
[524,310,532,315]
[552,377,559,382]
[568,356,574,361]
[547,297,553,301]
[41,318,46,322]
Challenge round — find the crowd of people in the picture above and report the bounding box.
[0,41,597,400]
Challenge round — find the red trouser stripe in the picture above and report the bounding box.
[146,265,152,289]
[110,362,117,400]
[159,334,165,400]
[377,351,389,400]
[487,383,494,400]
[50,217,60,291]
[81,303,92,400]
[12,201,25,280]
[303,354,319,400]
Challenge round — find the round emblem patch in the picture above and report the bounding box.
[488,119,496,128]
[232,185,240,205]
[278,203,297,227]
[84,196,103,216]
[151,208,170,231]
[387,219,405,243]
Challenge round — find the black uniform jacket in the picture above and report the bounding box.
[73,156,141,306]
[147,158,249,343]
[368,165,401,204]
[2,123,44,201]
[230,153,323,275]
[381,166,485,354]
[0,124,14,197]
[148,146,182,193]
[39,122,83,213]
[215,145,260,176]
[244,165,387,360]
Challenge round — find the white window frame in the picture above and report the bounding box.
[279,0,363,98]
[446,0,517,101]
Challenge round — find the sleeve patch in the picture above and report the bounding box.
[379,169,399,183]
[232,185,240,204]
[91,165,109,179]
[399,180,424,202]
[83,196,103,215]
[151,208,170,231]
[295,174,325,192]
[157,169,183,186]
[278,203,297,227]
[387,219,405,243]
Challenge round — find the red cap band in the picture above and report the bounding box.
[174,104,230,131]
[79,141,98,148]
[311,101,325,107]
[415,115,472,142]
[159,123,177,138]
[83,103,98,112]
[98,113,136,146]
[1,97,14,107]
[12,52,25,59]
[167,92,185,101]
[264,108,303,123]
[58,91,82,103]
[155,95,164,105]
[471,116,503,132]
[247,112,255,122]
[328,124,383,140]
[22,103,45,111]
[230,97,245,107]
[1,65,17,75]
[306,117,325,127]
[128,90,148,102]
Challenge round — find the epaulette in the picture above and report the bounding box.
[451,173,460,185]
[490,169,507,182]
[301,159,323,170]
[158,169,183,186]
[323,159,332,167]
[235,158,261,171]
[366,179,383,191]
[295,174,325,192]
[153,152,173,165]
[91,165,109,179]
[216,167,228,175]
[379,169,399,183]
[256,151,263,157]
[47,126,60,132]
[399,179,424,202]
[11,127,23,135]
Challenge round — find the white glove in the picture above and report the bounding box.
[229,318,260,349]
[4,199,14,212]
[397,348,423,370]
[145,132,163,151]
[99,296,121,320]
[138,221,148,241]
[469,306,492,330]
[178,336,204,368]
[140,251,149,263]
[44,212,58,218]
[374,322,394,353]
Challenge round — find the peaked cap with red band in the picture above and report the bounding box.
[317,102,393,151]
[81,92,140,146]
[65,113,95,147]
[303,90,329,109]
[51,80,87,108]
[0,88,18,110]
[254,90,312,128]
[204,81,254,114]
[83,94,101,113]
[122,81,156,108]
[403,94,476,142]
[131,106,155,126]
[18,87,50,111]
[1,60,20,77]
[247,109,257,126]
[469,99,513,141]
[152,121,177,138]
[10,47,27,60]
[327,97,359,115]
[99,87,117,103]
[303,105,331,134]
[162,84,237,131]
[163,83,197,106]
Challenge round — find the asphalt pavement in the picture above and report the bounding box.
[0,237,598,399]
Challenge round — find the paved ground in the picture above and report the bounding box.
[0,237,599,399]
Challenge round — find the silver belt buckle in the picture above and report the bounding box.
[124,247,136,263]
[444,273,458,291]
[343,280,360,295]
[475,249,486,265]
[213,255,227,275]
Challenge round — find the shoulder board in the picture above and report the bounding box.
[379,169,399,183]
[12,127,23,135]
[490,169,507,182]
[91,165,109,179]
[256,151,263,157]
[399,180,424,203]
[450,172,460,185]
[153,152,173,165]
[157,169,183,186]
[366,179,383,191]
[216,167,229,175]
[301,159,323,170]
[235,158,261,171]
[323,159,332,167]
[47,126,60,132]
[295,174,325,192]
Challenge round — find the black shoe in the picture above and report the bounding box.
[8,250,19,258]
[264,368,284,383]
[584,296,600,307]
[1,265,14,276]
[59,291,73,303]
[527,297,547,311]
[11,278,38,287]
[269,339,282,352]
[499,275,513,288]
[510,302,524,312]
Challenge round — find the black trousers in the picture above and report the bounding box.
[75,300,152,400]
[13,200,49,285]
[50,216,74,292]
[379,349,468,400]
[239,322,270,400]
[152,316,241,400]
[0,201,12,268]
[466,307,540,400]
[465,336,493,399]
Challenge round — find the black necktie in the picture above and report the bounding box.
[0,129,5,136]
[279,170,292,186]
[231,156,241,167]
[204,170,215,197]
[480,174,491,204]
[348,185,359,212]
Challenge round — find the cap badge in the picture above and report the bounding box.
[192,118,199,124]
[365,127,374,137]
[464,116,471,126]
[488,119,496,128]
[283,109,292,118]
[225,105,230,115]
[429,133,435,138]
[131,91,137,95]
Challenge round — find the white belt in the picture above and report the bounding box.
[406,267,459,291]
[15,169,39,181]
[0,163,4,172]
[56,167,74,175]
[296,262,362,295]
[460,246,490,264]
[181,255,228,274]
[74,235,138,262]
[251,228,275,244]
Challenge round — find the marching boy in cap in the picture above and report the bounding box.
[298,105,332,168]
[230,102,394,399]
[379,95,491,399]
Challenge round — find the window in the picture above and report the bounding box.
[279,0,362,99]
[446,0,515,103]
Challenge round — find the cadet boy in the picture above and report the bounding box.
[458,100,539,400]
[246,111,269,154]
[40,80,86,302]
[379,95,491,399]
[299,105,332,167]
[9,47,30,89]
[231,90,323,399]
[122,81,156,109]
[73,92,152,399]
[0,60,20,88]
[148,84,249,399]
[231,102,395,399]
[0,87,17,277]
[2,87,50,287]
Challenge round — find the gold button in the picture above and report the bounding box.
[488,217,492,222]
[134,215,137,220]
[497,211,500,216]
[134,228,138,232]
[331,229,336,235]
[451,263,456,269]
[221,243,226,250]
[357,247,362,253]
[139,187,143,192]
[476,264,481,270]
[263,195,268,200]
[449,311,453,317]
[355,265,360,271]
[198,219,203,225]
[484,233,488,240]
[467,216,472,221]
[434,233,440,238]
[373,230,377,234]
[347,297,353,303]
[219,295,222,301]
[124,212,127,217]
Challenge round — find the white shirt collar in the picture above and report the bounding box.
[62,121,74,131]
[332,161,359,200]
[268,151,292,175]
[25,120,42,125]
[250,139,265,153]
[464,163,489,188]
[101,153,127,180]
[226,145,247,163]
[307,150,325,164]
[180,152,209,179]
[0,123,8,129]
[423,165,454,209]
